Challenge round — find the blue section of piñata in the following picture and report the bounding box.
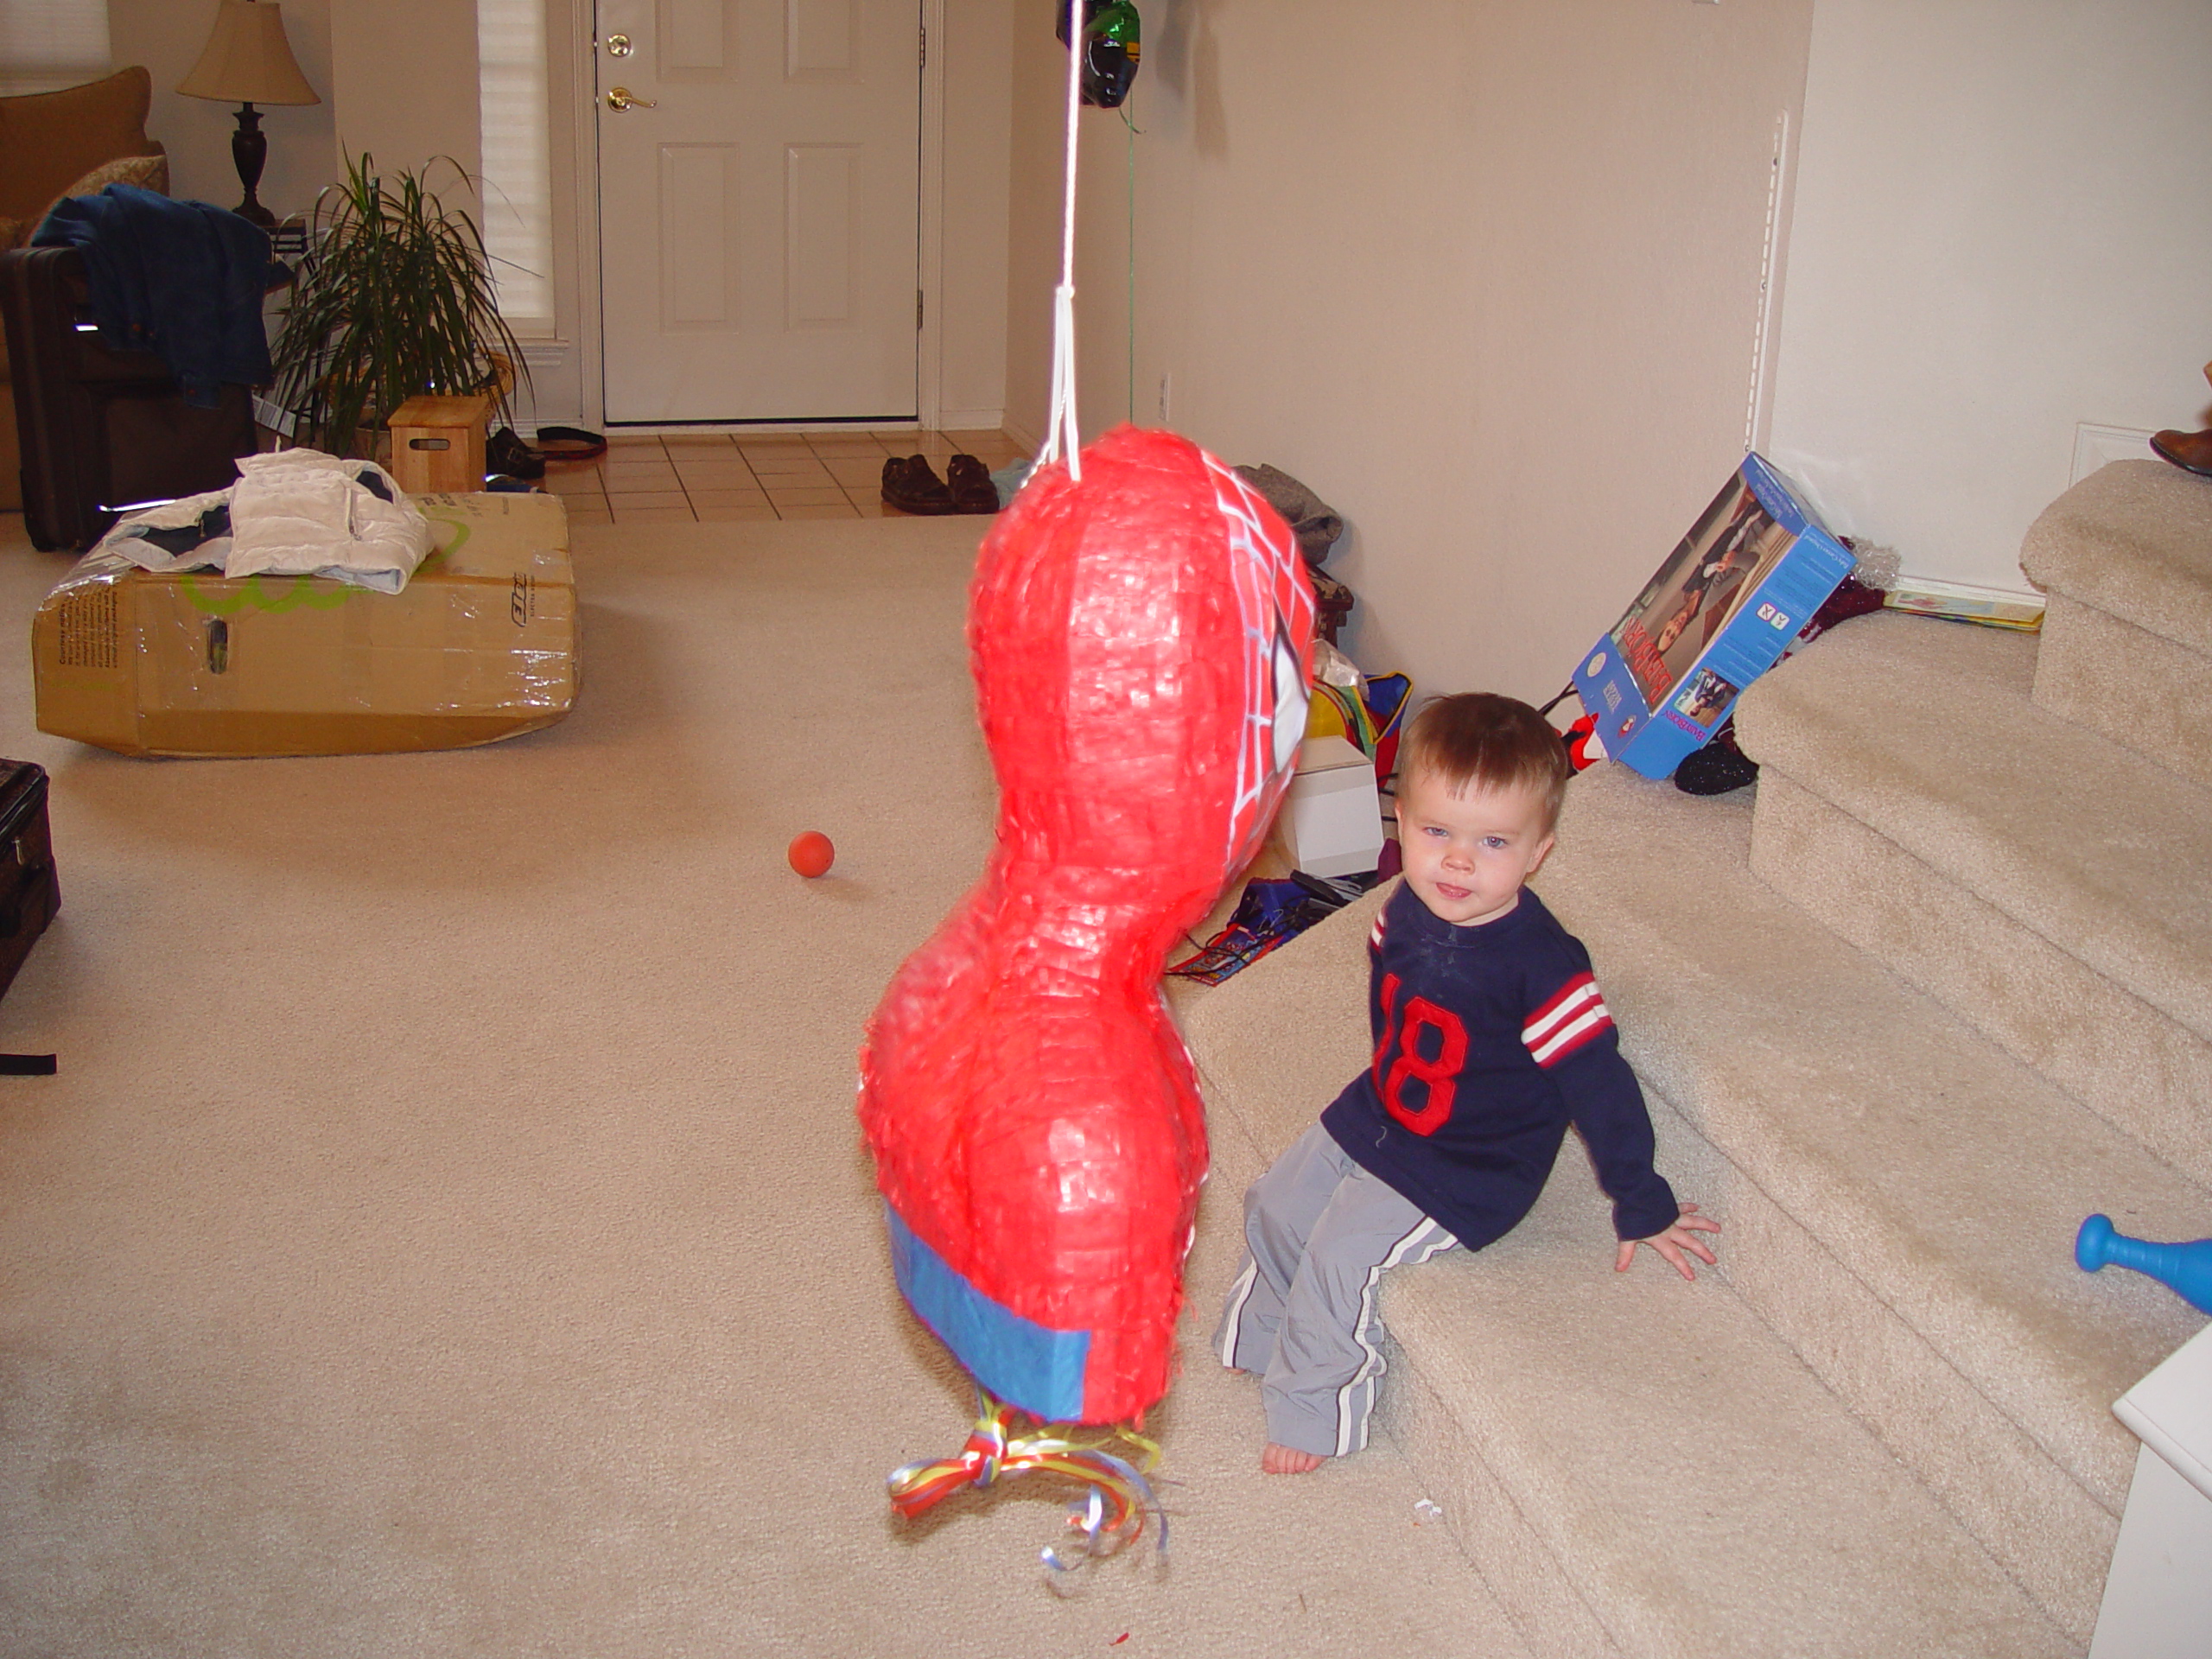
[886,1204,1090,1422]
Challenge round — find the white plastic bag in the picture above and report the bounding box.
[91,450,436,594]
[223,449,432,594]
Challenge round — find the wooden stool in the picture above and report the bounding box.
[387,393,492,494]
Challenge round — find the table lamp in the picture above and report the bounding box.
[177,0,320,227]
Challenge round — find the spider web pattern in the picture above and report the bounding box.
[1201,453,1314,868]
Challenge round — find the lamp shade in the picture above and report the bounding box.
[177,0,320,106]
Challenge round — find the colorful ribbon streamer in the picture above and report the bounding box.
[887,1391,1168,1575]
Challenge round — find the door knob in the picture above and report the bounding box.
[605,33,633,57]
[605,86,657,111]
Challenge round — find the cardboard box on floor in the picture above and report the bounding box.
[34,492,578,759]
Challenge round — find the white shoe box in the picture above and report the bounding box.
[1283,735,1385,877]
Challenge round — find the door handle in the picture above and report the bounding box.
[605,86,657,111]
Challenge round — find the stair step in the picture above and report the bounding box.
[1535,766,2206,1643]
[2019,460,2212,787]
[2021,461,2212,653]
[1749,767,2212,1189]
[1181,878,2077,1656]
[1732,612,2212,1180]
[1384,1172,2067,1659]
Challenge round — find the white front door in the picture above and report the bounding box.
[592,0,921,423]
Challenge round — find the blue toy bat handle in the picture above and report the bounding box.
[2075,1214,2212,1315]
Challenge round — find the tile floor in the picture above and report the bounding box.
[540,428,1029,524]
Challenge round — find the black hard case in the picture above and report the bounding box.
[0,245,256,552]
[0,761,58,1001]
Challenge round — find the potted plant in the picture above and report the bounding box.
[270,152,526,459]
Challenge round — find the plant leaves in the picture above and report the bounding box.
[270,151,532,458]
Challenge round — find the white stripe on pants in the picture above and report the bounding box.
[1213,1122,1459,1458]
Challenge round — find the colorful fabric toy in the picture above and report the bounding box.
[1306,671,1411,785]
[1166,878,1345,988]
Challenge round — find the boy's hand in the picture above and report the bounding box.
[1614,1203,1721,1281]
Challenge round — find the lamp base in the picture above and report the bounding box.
[231,103,275,229]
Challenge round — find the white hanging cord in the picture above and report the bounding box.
[1037,1,1086,481]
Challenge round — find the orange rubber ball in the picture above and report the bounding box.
[787,830,836,878]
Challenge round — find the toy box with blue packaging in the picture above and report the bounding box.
[1573,454,1853,780]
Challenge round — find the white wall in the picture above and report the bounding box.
[108,1,481,226]
[1007,0,1818,706]
[108,0,338,221]
[326,0,482,208]
[1765,0,2212,592]
[937,0,1014,429]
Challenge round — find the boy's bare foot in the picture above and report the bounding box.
[1262,1442,1326,1474]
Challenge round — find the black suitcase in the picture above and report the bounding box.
[0,245,256,552]
[0,761,58,1002]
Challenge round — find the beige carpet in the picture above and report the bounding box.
[2021,461,2212,790]
[0,512,1522,1657]
[1736,612,2212,1192]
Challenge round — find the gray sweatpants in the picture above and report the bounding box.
[1213,1122,1459,1458]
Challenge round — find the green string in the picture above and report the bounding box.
[1123,103,1138,425]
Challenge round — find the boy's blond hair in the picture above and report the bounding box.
[1397,693,1571,833]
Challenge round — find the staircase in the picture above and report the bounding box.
[1179,458,2212,1656]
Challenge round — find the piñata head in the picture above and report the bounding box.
[859,426,1315,1425]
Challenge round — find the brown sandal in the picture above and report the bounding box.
[944,454,1000,514]
[881,455,957,515]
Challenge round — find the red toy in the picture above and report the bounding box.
[859,426,1315,1429]
[787,830,835,878]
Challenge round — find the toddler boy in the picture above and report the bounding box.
[1215,692,1719,1472]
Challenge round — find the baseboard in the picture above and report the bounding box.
[935,407,1007,435]
[2071,423,2154,485]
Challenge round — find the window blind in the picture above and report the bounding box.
[477,0,553,333]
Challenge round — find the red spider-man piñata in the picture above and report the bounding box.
[860,426,1315,1436]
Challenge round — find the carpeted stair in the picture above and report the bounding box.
[2021,458,2212,789]
[1735,612,2212,1189]
[1179,461,2212,1656]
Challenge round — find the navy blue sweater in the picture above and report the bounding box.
[1320,881,1678,1249]
[35,184,274,407]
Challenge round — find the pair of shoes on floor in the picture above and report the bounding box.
[880,453,999,515]
[2151,426,2212,478]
